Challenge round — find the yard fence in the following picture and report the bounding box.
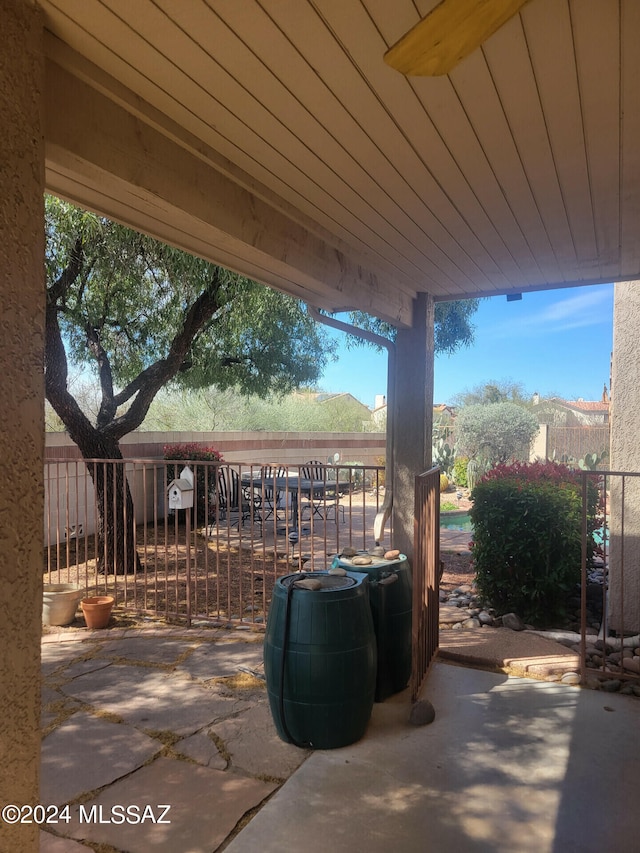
[538,424,610,467]
[579,470,640,689]
[43,457,637,694]
[44,458,389,627]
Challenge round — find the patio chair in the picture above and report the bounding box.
[300,460,345,523]
[260,466,287,522]
[213,467,262,530]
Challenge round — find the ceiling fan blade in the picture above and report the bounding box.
[384,0,531,77]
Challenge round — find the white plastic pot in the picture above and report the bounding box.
[42,583,84,627]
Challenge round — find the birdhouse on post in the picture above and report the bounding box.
[167,466,194,510]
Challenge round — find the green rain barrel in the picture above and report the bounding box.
[264,571,376,749]
[335,554,412,702]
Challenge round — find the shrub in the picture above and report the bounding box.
[163,443,224,464]
[469,461,598,627]
[163,443,224,525]
[453,456,468,487]
[455,402,539,465]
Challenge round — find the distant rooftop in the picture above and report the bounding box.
[564,400,609,412]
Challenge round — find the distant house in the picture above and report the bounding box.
[372,394,387,428]
[531,389,610,464]
[558,399,609,425]
[434,403,456,419]
[548,387,610,426]
[294,390,366,407]
[372,396,456,432]
[292,390,375,430]
[294,391,371,415]
[317,392,368,410]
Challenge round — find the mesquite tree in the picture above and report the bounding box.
[44,197,332,573]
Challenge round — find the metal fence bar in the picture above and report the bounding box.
[580,473,589,685]
[42,455,640,695]
[579,469,639,688]
[43,457,387,627]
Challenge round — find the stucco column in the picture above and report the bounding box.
[609,281,640,633]
[391,293,435,561]
[0,1,45,850]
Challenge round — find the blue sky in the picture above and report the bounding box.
[318,283,614,409]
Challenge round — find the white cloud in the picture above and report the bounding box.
[483,286,613,340]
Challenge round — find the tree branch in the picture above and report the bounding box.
[48,237,84,303]
[104,269,224,440]
[45,296,99,453]
[86,325,117,429]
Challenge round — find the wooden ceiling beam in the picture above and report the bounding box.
[384,0,531,76]
[43,59,415,327]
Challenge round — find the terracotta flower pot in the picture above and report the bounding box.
[81,595,115,629]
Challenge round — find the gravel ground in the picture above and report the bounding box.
[440,550,475,593]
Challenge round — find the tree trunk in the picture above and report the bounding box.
[66,423,141,575]
[88,451,141,576]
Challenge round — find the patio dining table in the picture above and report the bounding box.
[245,473,339,533]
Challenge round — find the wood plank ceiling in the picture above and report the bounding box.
[39,0,640,326]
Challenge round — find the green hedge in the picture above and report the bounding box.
[469,461,598,627]
[453,456,468,487]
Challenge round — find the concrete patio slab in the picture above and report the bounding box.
[439,627,581,678]
[172,729,228,769]
[41,690,83,734]
[41,709,59,731]
[225,662,640,853]
[58,757,277,853]
[40,832,91,852]
[57,657,113,680]
[40,712,161,805]
[175,639,264,680]
[39,614,639,853]
[59,665,247,735]
[211,701,310,779]
[41,643,87,676]
[96,636,198,664]
[41,684,63,706]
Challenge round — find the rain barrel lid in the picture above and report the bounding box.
[334,553,407,568]
[281,573,357,591]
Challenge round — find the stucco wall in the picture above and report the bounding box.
[609,281,640,632]
[44,432,386,542]
[44,461,168,542]
[46,430,386,467]
[0,1,44,849]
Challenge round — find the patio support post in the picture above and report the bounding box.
[0,1,45,849]
[609,281,640,632]
[391,293,435,561]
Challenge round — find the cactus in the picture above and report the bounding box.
[467,459,482,491]
[578,449,609,471]
[432,438,455,476]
